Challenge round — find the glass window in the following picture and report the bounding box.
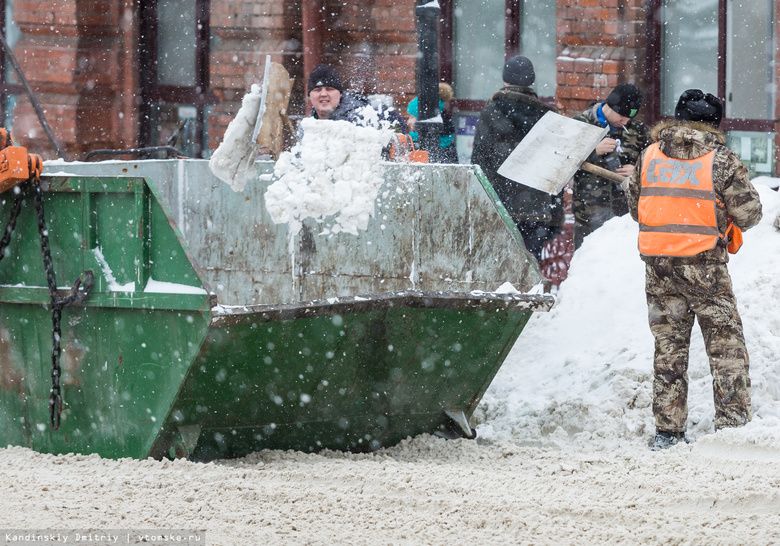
[452,0,506,100]
[658,0,775,122]
[3,94,16,128]
[157,0,197,87]
[726,0,775,120]
[659,0,719,116]
[3,1,19,85]
[727,131,774,178]
[519,0,556,97]
[149,103,213,159]
[140,0,214,158]
[1,0,22,130]
[450,0,557,101]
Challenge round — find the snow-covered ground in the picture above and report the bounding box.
[1,181,779,545]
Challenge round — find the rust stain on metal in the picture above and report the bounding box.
[61,340,86,387]
[0,328,24,395]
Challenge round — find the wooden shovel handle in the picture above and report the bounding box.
[580,161,626,184]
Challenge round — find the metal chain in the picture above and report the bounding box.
[0,175,93,430]
[31,178,93,430]
[32,180,65,430]
[0,185,25,262]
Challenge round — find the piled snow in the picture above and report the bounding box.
[264,117,394,237]
[478,184,780,451]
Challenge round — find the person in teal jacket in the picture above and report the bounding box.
[406,83,458,164]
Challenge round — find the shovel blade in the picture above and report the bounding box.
[497,111,608,195]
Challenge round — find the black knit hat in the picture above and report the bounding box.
[674,89,723,127]
[502,55,535,87]
[606,83,642,118]
[307,64,343,94]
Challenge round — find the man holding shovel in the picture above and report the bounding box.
[572,83,649,249]
[471,55,564,262]
[304,64,407,132]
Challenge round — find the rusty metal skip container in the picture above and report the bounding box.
[0,159,553,461]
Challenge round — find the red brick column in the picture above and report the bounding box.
[555,0,647,118]
[208,0,303,151]
[372,0,417,113]
[12,1,137,160]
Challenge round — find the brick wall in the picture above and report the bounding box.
[555,0,647,118]
[207,0,418,151]
[208,1,303,150]
[13,0,135,160]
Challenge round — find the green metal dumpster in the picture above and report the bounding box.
[0,159,553,461]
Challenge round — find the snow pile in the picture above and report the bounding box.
[265,117,394,237]
[478,184,780,451]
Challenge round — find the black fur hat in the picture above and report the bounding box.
[307,64,343,94]
[674,89,723,127]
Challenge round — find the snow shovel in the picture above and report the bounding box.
[209,56,293,191]
[497,111,625,195]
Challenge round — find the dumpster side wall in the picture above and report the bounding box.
[43,160,544,307]
[0,176,212,459]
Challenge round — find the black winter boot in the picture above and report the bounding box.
[651,431,688,451]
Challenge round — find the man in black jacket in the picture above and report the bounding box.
[305,64,407,132]
[471,55,564,262]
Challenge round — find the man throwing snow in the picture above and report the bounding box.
[625,89,763,450]
[305,64,406,131]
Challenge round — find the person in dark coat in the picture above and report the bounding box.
[470,55,564,263]
[304,64,407,132]
[572,83,649,249]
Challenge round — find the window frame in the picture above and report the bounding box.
[0,2,23,128]
[439,0,530,112]
[138,0,216,158]
[645,0,775,132]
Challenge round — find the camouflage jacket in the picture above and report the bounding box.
[572,102,650,215]
[626,120,763,263]
[572,103,650,207]
[574,102,650,169]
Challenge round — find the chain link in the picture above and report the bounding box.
[0,186,24,262]
[1,175,93,431]
[31,178,93,430]
[31,180,66,429]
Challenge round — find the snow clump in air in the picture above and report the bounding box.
[265,117,394,237]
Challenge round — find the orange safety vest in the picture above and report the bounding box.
[638,143,719,257]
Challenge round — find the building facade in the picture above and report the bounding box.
[0,1,776,282]
[1,0,777,169]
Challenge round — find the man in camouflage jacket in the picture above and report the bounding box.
[573,84,650,249]
[625,89,762,450]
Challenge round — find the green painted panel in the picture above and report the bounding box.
[159,300,533,459]
[0,304,208,458]
[0,175,211,459]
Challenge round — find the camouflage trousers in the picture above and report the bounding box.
[645,260,751,433]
